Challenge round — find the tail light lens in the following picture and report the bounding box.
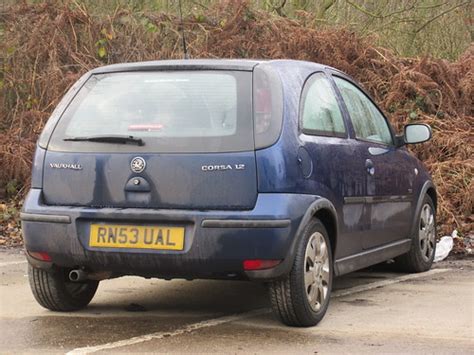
[255,86,272,134]
[27,251,52,262]
[243,259,281,271]
[253,65,283,149]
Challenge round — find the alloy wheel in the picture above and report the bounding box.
[419,203,436,262]
[304,232,330,311]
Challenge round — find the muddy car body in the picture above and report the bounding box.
[22,59,436,326]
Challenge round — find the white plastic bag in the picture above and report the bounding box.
[433,232,455,262]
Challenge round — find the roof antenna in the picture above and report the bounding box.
[178,0,189,59]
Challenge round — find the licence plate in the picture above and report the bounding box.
[89,224,185,251]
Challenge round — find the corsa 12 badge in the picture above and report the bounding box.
[201,164,246,171]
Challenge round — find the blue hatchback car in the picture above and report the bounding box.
[21,59,436,326]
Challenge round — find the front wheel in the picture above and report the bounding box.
[394,195,436,272]
[28,265,99,311]
[268,219,333,327]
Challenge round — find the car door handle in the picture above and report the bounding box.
[365,159,375,176]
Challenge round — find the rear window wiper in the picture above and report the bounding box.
[64,135,144,146]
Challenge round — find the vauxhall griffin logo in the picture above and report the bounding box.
[130,157,146,173]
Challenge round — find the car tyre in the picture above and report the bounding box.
[394,195,436,273]
[28,264,99,311]
[268,218,333,327]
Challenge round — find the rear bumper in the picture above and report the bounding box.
[22,189,318,280]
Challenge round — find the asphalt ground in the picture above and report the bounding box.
[0,250,472,354]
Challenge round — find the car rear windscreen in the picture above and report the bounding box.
[48,71,253,153]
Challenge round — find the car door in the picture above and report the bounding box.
[333,75,414,249]
[298,71,370,258]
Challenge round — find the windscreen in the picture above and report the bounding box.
[48,71,253,153]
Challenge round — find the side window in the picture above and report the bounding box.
[334,77,393,145]
[301,73,346,137]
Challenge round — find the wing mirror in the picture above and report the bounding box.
[396,123,432,147]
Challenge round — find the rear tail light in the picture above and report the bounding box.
[253,65,283,149]
[243,259,281,271]
[27,251,52,262]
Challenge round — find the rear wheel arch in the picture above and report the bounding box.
[313,208,337,259]
[294,198,338,260]
[247,197,339,281]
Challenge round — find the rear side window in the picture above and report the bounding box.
[334,77,393,145]
[301,73,346,137]
[48,71,253,153]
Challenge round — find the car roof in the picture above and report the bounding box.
[90,59,330,74]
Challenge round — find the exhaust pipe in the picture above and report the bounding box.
[69,269,113,282]
[69,269,87,282]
